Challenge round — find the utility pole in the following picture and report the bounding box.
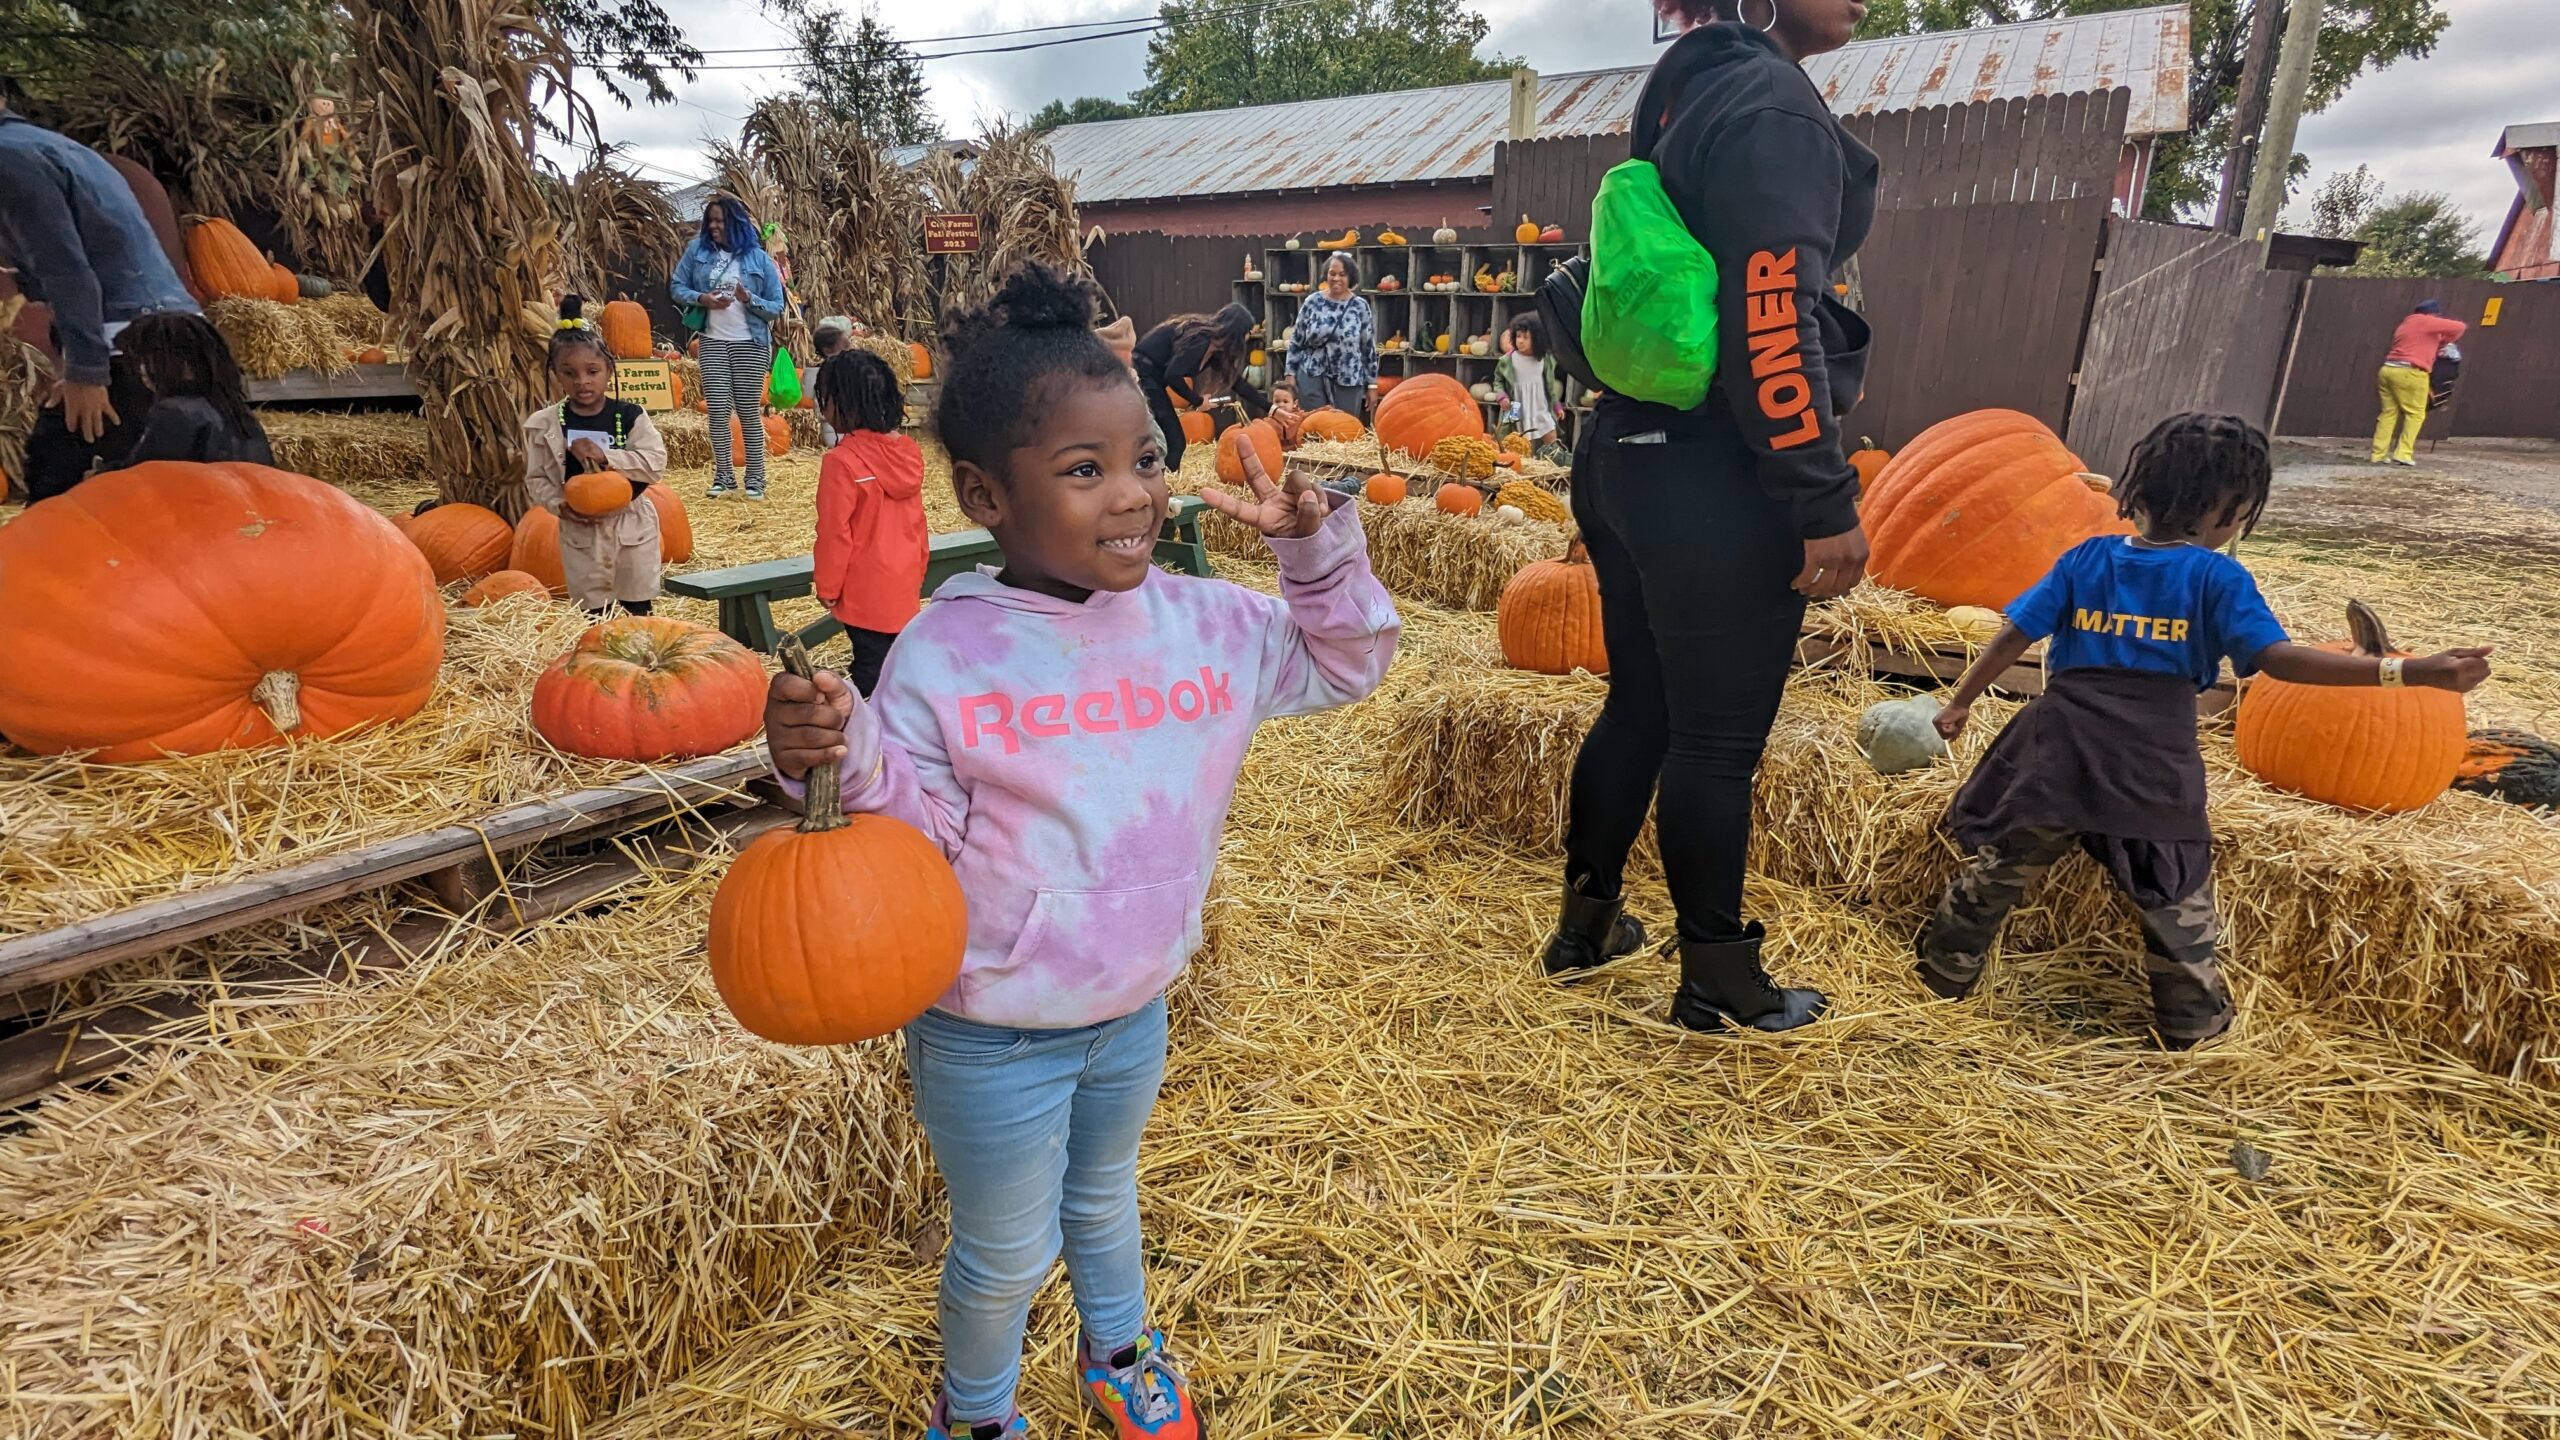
[2243,0,2325,244]
[2214,0,2281,233]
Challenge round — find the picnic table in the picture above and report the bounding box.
[667,494,1212,653]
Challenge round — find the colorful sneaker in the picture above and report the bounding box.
[926,1394,1027,1440]
[706,480,737,498]
[745,487,768,501]
[1077,1329,1201,1439]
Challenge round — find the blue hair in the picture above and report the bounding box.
[701,195,763,255]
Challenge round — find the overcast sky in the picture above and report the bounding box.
[571,0,2542,243]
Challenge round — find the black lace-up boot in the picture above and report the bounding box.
[1669,922,1827,1033]
[1538,877,1650,978]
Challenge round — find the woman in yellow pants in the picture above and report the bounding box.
[2372,299,2465,466]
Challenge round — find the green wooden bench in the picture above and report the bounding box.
[666,494,1212,653]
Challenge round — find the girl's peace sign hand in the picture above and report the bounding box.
[1199,437,1325,539]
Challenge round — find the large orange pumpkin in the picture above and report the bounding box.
[1376,372,1485,460]
[399,501,513,584]
[266,261,298,303]
[1216,419,1286,487]
[2235,600,2466,813]
[1299,407,1366,443]
[564,470,636,519]
[1433,482,1483,516]
[462,570,550,607]
[1498,540,1608,676]
[530,616,766,761]
[645,483,693,564]
[0,462,444,761]
[1179,411,1216,446]
[181,215,272,301]
[1858,409,2130,610]
[508,506,569,596]
[727,412,793,459]
[600,297,653,359]
[707,640,965,1045]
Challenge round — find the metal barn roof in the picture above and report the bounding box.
[1046,3,2189,205]
[2496,122,2560,156]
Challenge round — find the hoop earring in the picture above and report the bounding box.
[1746,0,1781,32]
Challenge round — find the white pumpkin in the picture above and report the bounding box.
[1945,605,2005,641]
[1433,219,1458,245]
[1494,504,1525,523]
[1469,381,1497,402]
[1856,695,1950,775]
[1286,235,1302,250]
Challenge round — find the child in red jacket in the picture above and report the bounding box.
[814,349,928,694]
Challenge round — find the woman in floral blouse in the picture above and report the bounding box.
[1288,253,1378,419]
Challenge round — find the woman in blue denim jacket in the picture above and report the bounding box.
[671,194,788,498]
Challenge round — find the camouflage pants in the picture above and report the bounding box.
[1916,827,2233,1044]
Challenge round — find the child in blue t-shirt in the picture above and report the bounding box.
[1921,412,2491,1048]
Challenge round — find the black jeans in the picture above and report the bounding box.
[846,625,895,697]
[1562,403,1807,943]
[22,351,150,502]
[1135,360,1191,472]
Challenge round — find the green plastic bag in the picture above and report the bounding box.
[766,345,803,410]
[1581,158,1719,409]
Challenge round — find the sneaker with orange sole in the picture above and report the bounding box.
[1076,1328,1202,1439]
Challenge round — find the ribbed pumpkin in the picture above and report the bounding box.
[599,297,652,359]
[564,470,635,519]
[1215,419,1286,487]
[462,570,550,607]
[1300,407,1365,443]
[531,616,766,762]
[707,637,966,1046]
[181,216,272,301]
[1434,482,1482,516]
[728,412,792,458]
[1374,374,1401,397]
[910,341,933,380]
[2235,601,2466,813]
[1179,411,1216,446]
[1493,480,1570,525]
[645,483,693,564]
[2453,729,2560,809]
[1363,472,1407,506]
[1498,541,1608,676]
[398,500,513,584]
[0,462,444,761]
[1376,372,1485,460]
[508,506,569,596]
[266,261,298,303]
[1848,436,1891,491]
[1859,409,2129,610]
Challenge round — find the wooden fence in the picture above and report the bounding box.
[2066,219,2308,475]
[2274,277,2560,441]
[1084,230,1297,339]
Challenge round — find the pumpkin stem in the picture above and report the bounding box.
[252,670,302,735]
[1564,539,1589,566]
[2074,472,2111,493]
[777,635,849,834]
[2345,599,2394,658]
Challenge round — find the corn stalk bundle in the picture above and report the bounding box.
[25,50,282,222]
[916,123,1084,318]
[1,331,51,502]
[541,145,679,304]
[273,63,377,282]
[350,0,576,520]
[819,129,934,343]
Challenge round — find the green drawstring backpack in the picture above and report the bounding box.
[1581,156,1720,409]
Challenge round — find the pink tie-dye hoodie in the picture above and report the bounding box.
[785,494,1399,1029]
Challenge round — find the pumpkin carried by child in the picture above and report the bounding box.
[2235,600,2467,813]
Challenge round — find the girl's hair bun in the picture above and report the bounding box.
[941,262,1101,366]
[558,293,586,323]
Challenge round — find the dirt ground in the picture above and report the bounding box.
[2270,434,2560,557]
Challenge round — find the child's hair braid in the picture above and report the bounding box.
[547,294,616,373]
[2116,411,2272,539]
[119,311,258,441]
[932,262,1132,482]
[816,348,903,436]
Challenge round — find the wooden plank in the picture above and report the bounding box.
[0,805,796,1109]
[243,363,418,402]
[0,750,769,996]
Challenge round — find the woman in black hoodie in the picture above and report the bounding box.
[1541,0,1874,1034]
[1132,303,1267,471]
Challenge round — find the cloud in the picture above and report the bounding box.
[2293,0,2543,236]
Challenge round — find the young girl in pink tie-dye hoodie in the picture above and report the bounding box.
[765,263,1399,1440]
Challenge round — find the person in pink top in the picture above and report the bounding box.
[763,263,1398,1440]
[812,347,928,695]
[2372,298,2466,466]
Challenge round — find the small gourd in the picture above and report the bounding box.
[1857,695,1950,775]
[1433,218,1458,244]
[1515,214,1541,244]
[1944,605,2005,642]
[1286,235,1303,250]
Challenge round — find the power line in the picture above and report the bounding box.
[576,0,1320,63]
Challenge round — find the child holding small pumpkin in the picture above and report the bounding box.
[1921,412,2490,1047]
[1493,313,1567,463]
[764,263,1397,1440]
[523,296,668,615]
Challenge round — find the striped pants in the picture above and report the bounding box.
[697,335,772,494]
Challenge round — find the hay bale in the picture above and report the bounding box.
[1380,652,2560,1085]
[849,333,914,388]
[655,409,823,471]
[1,335,48,497]
[207,297,351,379]
[261,410,432,491]
[306,291,393,350]
[0,865,931,1438]
[1207,497,1565,611]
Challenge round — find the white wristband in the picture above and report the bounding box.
[2379,657,2405,688]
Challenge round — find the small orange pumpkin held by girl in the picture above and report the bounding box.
[708,637,968,1046]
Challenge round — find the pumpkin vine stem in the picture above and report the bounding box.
[251,671,302,734]
[776,635,849,834]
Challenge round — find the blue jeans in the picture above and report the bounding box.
[905,995,1169,1424]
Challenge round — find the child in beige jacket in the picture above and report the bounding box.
[524,297,669,613]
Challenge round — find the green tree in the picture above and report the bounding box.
[1136,0,1511,115]
[1030,95,1148,130]
[2299,161,2383,238]
[787,5,939,145]
[2348,192,2489,277]
[1851,0,2449,222]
